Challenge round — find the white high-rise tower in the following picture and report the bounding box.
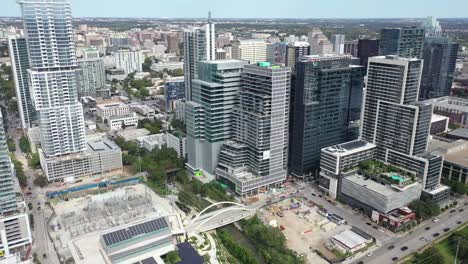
[18,0,86,157]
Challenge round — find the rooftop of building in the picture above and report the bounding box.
[432,114,450,123]
[87,137,121,152]
[369,55,422,62]
[332,229,369,250]
[117,128,151,142]
[425,96,468,111]
[96,99,127,109]
[428,137,468,167]
[447,128,468,140]
[299,53,353,62]
[139,134,166,143]
[344,173,420,197]
[168,130,186,139]
[234,39,267,44]
[322,140,376,157]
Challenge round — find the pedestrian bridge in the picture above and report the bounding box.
[185,202,256,233]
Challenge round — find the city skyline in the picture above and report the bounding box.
[1,0,468,18]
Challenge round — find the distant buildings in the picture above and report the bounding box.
[425,96,468,128]
[357,39,379,68]
[421,16,443,37]
[344,40,359,57]
[289,54,365,179]
[186,60,247,178]
[78,58,109,98]
[164,77,185,111]
[216,63,291,195]
[308,28,333,55]
[8,35,36,129]
[379,27,425,59]
[266,42,287,64]
[331,34,345,54]
[285,41,310,69]
[420,36,458,100]
[231,39,267,64]
[114,49,144,74]
[183,16,216,101]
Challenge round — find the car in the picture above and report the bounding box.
[457,221,462,225]
[388,245,395,250]
[459,209,464,212]
[433,218,440,222]
[450,209,456,213]
[392,257,399,261]
[357,262,364,264]
[425,227,431,231]
[378,228,386,233]
[366,222,372,226]
[366,252,373,257]
[420,237,425,241]
[373,226,378,230]
[37,207,41,210]
[464,202,468,206]
[433,233,440,237]
[444,228,450,232]
[311,193,316,196]
[401,246,408,251]
[318,194,323,198]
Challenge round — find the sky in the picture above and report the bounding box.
[1,0,467,19]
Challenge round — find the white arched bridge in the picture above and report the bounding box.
[184,201,258,233]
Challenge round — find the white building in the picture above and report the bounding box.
[40,137,123,181]
[231,39,267,64]
[114,49,144,74]
[138,134,166,152]
[331,34,345,54]
[107,114,139,131]
[96,100,132,121]
[151,61,184,72]
[308,28,334,55]
[130,104,156,117]
[166,131,187,159]
[78,58,108,98]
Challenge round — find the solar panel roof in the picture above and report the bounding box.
[102,217,169,247]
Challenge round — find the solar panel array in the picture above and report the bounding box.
[102,217,169,247]
[132,257,157,264]
[341,140,368,151]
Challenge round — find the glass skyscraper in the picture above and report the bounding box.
[19,0,86,157]
[379,27,425,59]
[289,54,365,178]
[8,36,37,129]
[0,111,17,214]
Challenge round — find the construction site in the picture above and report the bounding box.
[258,197,352,264]
[48,184,185,264]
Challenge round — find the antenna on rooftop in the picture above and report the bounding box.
[208,11,212,23]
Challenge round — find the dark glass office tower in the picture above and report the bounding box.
[289,55,365,178]
[379,27,425,59]
[357,39,379,68]
[420,36,458,100]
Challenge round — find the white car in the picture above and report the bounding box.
[366,252,373,257]
[433,218,440,223]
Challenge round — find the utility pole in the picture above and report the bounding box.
[454,237,461,264]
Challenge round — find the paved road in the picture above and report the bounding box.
[352,201,468,264]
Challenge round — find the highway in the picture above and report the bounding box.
[352,201,468,264]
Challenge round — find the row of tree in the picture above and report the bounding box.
[217,229,258,264]
[240,216,305,264]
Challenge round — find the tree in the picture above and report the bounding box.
[409,200,440,220]
[10,155,27,186]
[447,180,468,195]
[413,247,445,264]
[28,152,41,169]
[7,138,15,152]
[163,251,181,264]
[19,136,31,153]
[33,176,48,188]
[142,57,153,72]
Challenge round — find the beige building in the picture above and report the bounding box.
[231,39,267,64]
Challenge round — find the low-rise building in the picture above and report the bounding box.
[166,130,187,160]
[425,96,468,128]
[106,68,127,81]
[0,213,32,262]
[372,207,417,232]
[331,229,372,253]
[138,134,166,152]
[107,114,139,131]
[40,137,123,181]
[100,217,174,263]
[340,173,422,214]
[431,114,450,134]
[116,128,151,142]
[96,100,132,121]
[319,140,376,198]
[429,138,468,185]
[130,104,156,118]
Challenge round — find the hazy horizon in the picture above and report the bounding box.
[1,0,467,19]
